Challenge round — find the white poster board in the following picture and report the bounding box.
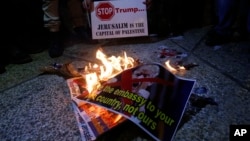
[91,0,148,39]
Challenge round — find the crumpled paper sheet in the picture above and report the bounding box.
[40,62,82,78]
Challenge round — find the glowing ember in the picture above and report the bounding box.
[84,49,135,97]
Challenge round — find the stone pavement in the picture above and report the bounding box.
[0,26,249,141]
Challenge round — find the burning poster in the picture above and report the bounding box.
[72,103,96,141]
[68,63,195,141]
[68,78,126,141]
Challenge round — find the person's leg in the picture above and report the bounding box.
[236,0,250,40]
[205,0,238,46]
[12,0,45,54]
[22,0,47,54]
[248,11,250,36]
[246,1,250,35]
[2,1,33,65]
[0,47,8,74]
[68,0,87,29]
[43,0,64,58]
[214,0,238,36]
[167,0,184,36]
[68,0,91,42]
[43,0,61,32]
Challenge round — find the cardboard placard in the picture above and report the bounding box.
[90,0,148,39]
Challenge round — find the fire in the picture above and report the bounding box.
[96,49,134,80]
[85,72,100,99]
[165,60,185,73]
[165,60,177,72]
[113,114,123,123]
[84,49,135,97]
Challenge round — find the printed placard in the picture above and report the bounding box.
[90,0,148,39]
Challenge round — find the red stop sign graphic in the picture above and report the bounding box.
[95,2,115,21]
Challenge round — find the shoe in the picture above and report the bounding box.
[9,48,33,64]
[15,30,46,54]
[205,30,231,46]
[22,45,45,54]
[233,31,250,42]
[0,64,6,74]
[48,32,64,58]
[19,36,46,54]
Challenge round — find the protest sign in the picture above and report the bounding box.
[67,63,195,141]
[90,0,148,39]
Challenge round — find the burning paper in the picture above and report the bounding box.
[68,62,195,141]
[67,49,195,141]
[83,49,136,97]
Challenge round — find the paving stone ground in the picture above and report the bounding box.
[0,27,249,141]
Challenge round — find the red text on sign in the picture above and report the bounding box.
[115,8,144,13]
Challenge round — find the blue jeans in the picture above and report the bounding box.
[215,0,250,36]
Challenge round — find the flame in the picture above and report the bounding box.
[165,60,185,73]
[85,72,100,99]
[96,49,134,81]
[113,114,123,123]
[165,60,177,72]
[179,66,186,70]
[80,49,134,124]
[84,49,135,97]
